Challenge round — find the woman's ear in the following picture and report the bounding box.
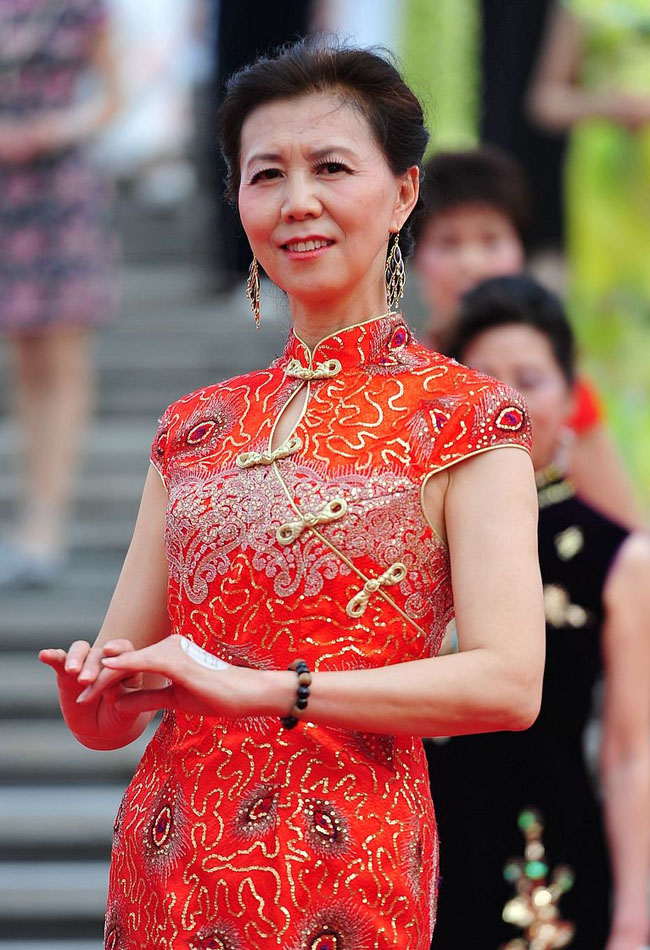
[391,165,420,232]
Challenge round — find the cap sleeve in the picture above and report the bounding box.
[429,378,532,475]
[150,403,176,489]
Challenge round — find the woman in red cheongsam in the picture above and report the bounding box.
[40,42,545,950]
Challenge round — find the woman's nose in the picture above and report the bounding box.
[280,174,322,221]
[457,244,489,279]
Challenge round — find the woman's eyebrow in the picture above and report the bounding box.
[308,145,357,161]
[244,152,283,172]
[244,145,358,173]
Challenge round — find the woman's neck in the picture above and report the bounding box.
[289,284,390,349]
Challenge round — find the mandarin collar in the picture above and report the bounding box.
[282,311,411,373]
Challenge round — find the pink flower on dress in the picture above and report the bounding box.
[61,221,96,256]
[7,227,44,263]
[43,71,75,103]
[55,276,101,317]
[5,173,37,205]
[5,282,42,326]
[51,28,88,59]
[54,165,92,202]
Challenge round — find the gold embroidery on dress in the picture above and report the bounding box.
[346,561,407,618]
[276,497,348,546]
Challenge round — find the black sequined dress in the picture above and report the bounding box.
[427,477,628,949]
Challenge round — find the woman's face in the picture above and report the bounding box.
[238,91,418,312]
[460,323,574,471]
[414,204,524,331]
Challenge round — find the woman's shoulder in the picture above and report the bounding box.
[156,365,280,426]
[149,367,279,482]
[403,347,533,475]
[410,341,523,404]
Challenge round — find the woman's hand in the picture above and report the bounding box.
[39,640,150,749]
[97,635,273,720]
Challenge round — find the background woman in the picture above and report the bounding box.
[530,0,650,515]
[428,275,650,950]
[413,145,645,531]
[0,0,120,587]
[39,43,544,949]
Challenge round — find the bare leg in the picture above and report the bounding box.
[8,326,96,556]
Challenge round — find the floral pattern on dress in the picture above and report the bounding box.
[0,0,117,330]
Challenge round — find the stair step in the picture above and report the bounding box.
[0,594,111,649]
[0,862,107,918]
[1,719,153,781]
[0,786,122,848]
[0,943,101,950]
[0,420,154,476]
[0,472,145,521]
[0,654,60,715]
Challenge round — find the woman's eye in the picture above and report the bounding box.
[316,160,349,175]
[250,168,282,184]
[517,373,545,391]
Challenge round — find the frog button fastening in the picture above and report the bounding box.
[346,562,407,619]
[236,434,302,469]
[285,358,342,381]
[276,497,348,546]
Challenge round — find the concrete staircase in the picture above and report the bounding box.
[0,252,284,947]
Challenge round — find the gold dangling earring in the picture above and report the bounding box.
[246,256,261,329]
[385,231,406,312]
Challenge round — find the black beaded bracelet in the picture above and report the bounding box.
[280,658,312,730]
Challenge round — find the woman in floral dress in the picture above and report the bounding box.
[0,0,120,586]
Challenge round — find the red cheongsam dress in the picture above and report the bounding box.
[106,312,532,950]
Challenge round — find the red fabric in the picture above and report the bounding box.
[568,376,603,435]
[107,313,531,949]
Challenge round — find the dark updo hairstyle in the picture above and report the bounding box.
[449,275,576,385]
[412,146,532,249]
[218,38,429,259]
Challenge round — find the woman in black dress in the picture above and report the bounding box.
[428,275,650,950]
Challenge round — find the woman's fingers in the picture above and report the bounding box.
[38,649,67,671]
[112,686,173,716]
[101,638,178,678]
[63,641,91,674]
[76,664,141,705]
[77,638,134,685]
[76,646,107,685]
[102,639,135,656]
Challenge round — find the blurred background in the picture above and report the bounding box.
[0,1,648,947]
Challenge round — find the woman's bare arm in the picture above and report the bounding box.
[40,465,171,749]
[600,534,650,945]
[528,5,650,132]
[101,448,546,738]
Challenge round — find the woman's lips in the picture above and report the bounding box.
[281,238,335,260]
